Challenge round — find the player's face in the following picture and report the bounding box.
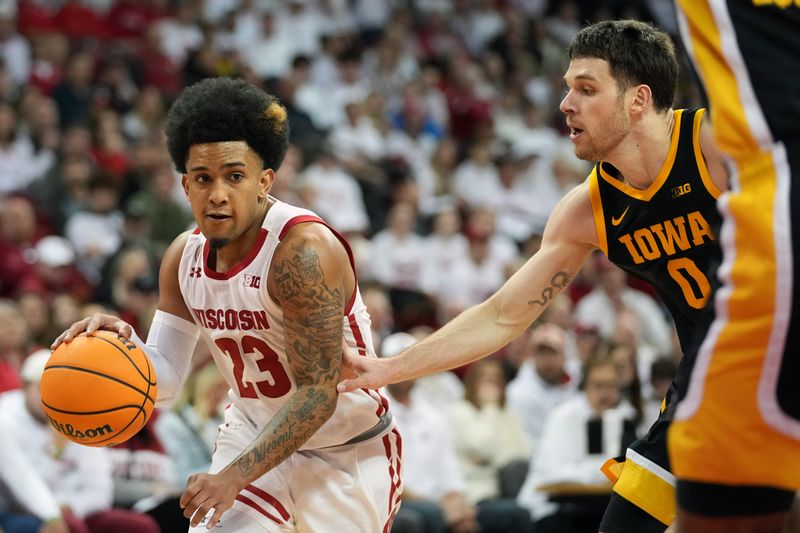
[182,141,273,249]
[560,57,631,162]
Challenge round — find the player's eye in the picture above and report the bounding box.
[195,174,209,183]
[230,172,245,182]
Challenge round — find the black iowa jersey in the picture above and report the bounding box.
[588,108,723,352]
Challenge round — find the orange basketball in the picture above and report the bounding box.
[40,330,158,447]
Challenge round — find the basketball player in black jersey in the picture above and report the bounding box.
[338,20,728,532]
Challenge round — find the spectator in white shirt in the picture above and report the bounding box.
[383,333,529,533]
[412,137,458,217]
[241,12,295,80]
[517,354,637,527]
[299,148,370,235]
[0,351,159,533]
[157,0,203,66]
[369,201,435,294]
[0,101,47,194]
[436,232,507,321]
[450,359,531,507]
[464,206,519,270]
[507,323,577,446]
[574,254,673,354]
[0,4,30,86]
[423,204,468,274]
[64,176,125,285]
[452,139,501,211]
[0,422,65,532]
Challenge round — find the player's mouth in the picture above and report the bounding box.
[206,213,232,223]
[569,127,584,140]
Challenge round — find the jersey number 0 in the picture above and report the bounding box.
[667,257,712,309]
[215,336,292,399]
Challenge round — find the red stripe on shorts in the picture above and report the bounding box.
[235,495,283,525]
[244,485,291,521]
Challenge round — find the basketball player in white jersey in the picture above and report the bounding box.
[52,78,402,532]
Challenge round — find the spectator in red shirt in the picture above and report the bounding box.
[0,195,41,298]
[0,299,29,393]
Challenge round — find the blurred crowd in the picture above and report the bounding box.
[0,0,697,531]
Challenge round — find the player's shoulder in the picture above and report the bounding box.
[543,180,599,249]
[273,219,348,267]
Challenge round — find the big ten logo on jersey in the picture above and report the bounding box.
[671,183,691,198]
[244,274,261,289]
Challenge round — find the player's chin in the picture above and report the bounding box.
[198,227,232,247]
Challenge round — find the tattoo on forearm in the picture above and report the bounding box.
[236,387,332,478]
[528,271,571,306]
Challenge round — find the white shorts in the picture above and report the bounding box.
[188,406,403,532]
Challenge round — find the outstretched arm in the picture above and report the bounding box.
[339,183,599,391]
[180,222,351,528]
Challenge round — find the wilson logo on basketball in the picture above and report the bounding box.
[47,415,114,440]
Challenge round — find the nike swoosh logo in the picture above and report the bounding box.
[611,206,630,226]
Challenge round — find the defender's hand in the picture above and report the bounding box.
[337,342,396,392]
[51,313,133,350]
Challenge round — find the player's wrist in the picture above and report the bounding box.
[221,461,252,489]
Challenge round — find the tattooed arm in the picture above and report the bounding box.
[236,222,349,477]
[339,183,600,392]
[180,223,353,527]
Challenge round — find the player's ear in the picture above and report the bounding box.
[181,174,189,197]
[630,84,651,115]
[258,168,275,201]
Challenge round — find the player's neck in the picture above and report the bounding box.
[211,198,273,272]
[606,109,675,190]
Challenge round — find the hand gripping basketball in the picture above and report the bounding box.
[51,312,134,350]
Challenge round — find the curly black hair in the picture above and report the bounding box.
[165,77,290,173]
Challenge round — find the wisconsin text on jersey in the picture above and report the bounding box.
[192,308,270,330]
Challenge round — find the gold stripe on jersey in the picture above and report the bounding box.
[597,109,683,201]
[613,458,675,525]
[691,108,722,199]
[588,168,608,254]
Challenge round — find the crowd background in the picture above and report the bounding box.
[0,0,699,531]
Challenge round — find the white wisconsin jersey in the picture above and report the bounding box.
[178,199,389,449]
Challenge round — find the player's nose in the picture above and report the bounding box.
[208,180,229,205]
[559,91,575,114]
